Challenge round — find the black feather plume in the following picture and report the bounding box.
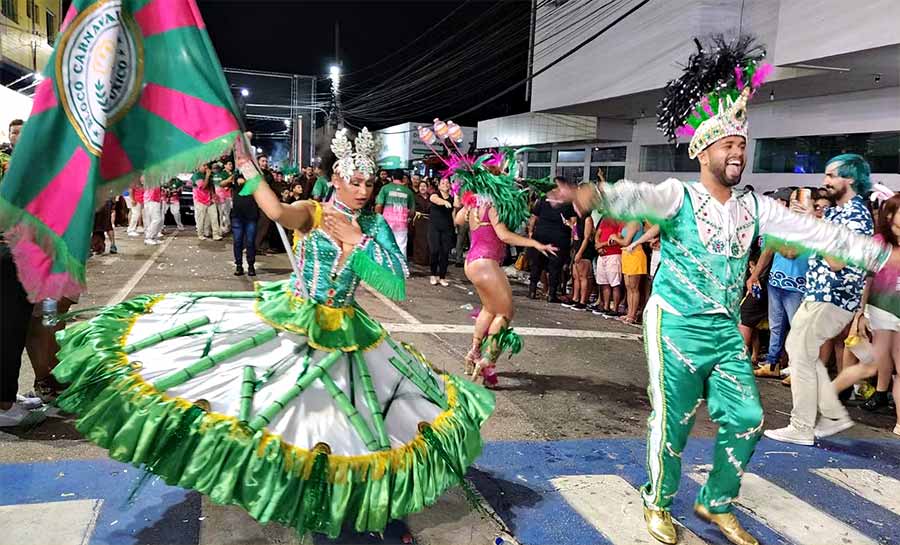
[656,34,766,141]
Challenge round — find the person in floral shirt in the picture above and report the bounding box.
[766,154,876,446]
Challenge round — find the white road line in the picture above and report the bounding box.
[361,284,421,324]
[689,472,877,545]
[104,237,174,306]
[0,498,103,545]
[551,475,708,544]
[383,322,642,341]
[813,468,900,518]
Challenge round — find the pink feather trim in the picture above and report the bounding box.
[441,154,475,177]
[483,150,505,168]
[5,224,84,303]
[461,191,478,208]
[734,66,745,91]
[675,125,696,138]
[751,63,773,90]
[699,96,713,116]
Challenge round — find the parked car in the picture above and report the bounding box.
[179,180,196,225]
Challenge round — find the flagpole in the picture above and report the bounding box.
[274,222,300,278]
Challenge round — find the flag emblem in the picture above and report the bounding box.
[56,0,144,155]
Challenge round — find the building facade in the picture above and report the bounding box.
[478,0,900,191]
[376,122,476,173]
[1,0,63,85]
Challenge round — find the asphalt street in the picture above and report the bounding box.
[2,226,898,545]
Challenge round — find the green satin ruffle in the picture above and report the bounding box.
[254,280,386,352]
[51,294,496,538]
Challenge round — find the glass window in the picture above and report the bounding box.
[557,149,585,163]
[526,166,551,180]
[754,132,900,174]
[640,145,699,172]
[527,150,551,163]
[45,9,55,45]
[592,165,626,183]
[2,0,19,22]
[557,165,585,183]
[591,146,627,163]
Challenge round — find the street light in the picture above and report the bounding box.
[329,65,341,78]
[240,88,249,97]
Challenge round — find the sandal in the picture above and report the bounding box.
[34,376,65,403]
[471,359,498,388]
[464,346,481,376]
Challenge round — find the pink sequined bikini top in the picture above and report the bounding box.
[467,206,506,264]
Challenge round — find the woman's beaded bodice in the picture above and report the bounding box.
[289,211,408,308]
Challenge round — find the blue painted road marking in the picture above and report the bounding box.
[0,459,200,545]
[0,458,409,544]
[472,437,900,545]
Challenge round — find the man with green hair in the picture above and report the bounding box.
[765,153,875,446]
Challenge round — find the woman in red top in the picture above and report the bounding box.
[593,216,624,316]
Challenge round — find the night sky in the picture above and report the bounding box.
[56,1,532,131]
[197,0,531,128]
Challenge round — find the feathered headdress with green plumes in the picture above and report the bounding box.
[418,119,533,229]
[657,34,772,158]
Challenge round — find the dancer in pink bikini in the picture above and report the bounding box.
[417,119,556,388]
[458,195,555,387]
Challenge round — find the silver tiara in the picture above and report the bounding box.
[331,127,377,182]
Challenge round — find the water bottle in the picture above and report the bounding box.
[41,298,58,327]
[751,283,762,299]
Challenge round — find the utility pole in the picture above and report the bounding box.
[331,20,344,130]
[525,0,537,102]
[334,20,340,66]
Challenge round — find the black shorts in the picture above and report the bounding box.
[740,289,768,328]
[575,246,598,262]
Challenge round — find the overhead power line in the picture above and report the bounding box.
[450,0,653,120]
[340,0,641,127]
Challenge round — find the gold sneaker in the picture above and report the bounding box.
[694,504,758,545]
[643,505,677,544]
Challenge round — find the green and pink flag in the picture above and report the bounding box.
[0,0,251,302]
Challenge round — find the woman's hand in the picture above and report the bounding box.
[856,312,872,338]
[534,241,558,256]
[322,208,363,246]
[790,201,813,216]
[624,242,637,253]
[745,274,760,296]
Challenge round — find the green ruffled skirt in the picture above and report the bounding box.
[52,281,495,538]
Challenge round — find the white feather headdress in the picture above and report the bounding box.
[331,127,378,181]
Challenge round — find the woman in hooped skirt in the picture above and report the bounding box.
[49,129,495,539]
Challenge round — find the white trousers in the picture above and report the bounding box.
[163,201,183,229]
[128,202,144,233]
[217,198,232,232]
[785,300,854,433]
[392,228,409,259]
[195,203,221,239]
[143,201,163,241]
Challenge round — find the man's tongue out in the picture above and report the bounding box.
[725,160,742,178]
